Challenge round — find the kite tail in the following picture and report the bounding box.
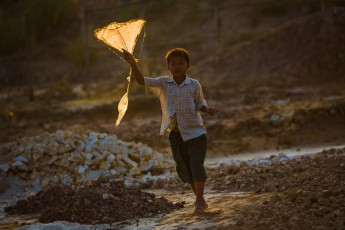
[116,23,146,126]
[115,68,132,126]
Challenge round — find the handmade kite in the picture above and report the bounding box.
[94,19,146,126]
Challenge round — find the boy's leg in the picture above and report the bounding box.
[169,131,193,183]
[186,134,208,212]
[194,181,205,203]
[190,182,208,208]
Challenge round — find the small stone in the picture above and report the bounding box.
[107,154,116,164]
[129,167,141,176]
[224,175,232,185]
[92,157,103,167]
[41,177,50,187]
[15,156,29,163]
[84,159,92,166]
[0,164,10,173]
[99,161,111,170]
[57,144,74,155]
[102,193,109,200]
[129,153,140,163]
[48,156,59,165]
[56,130,65,143]
[78,166,87,174]
[277,152,287,158]
[123,155,138,168]
[32,152,43,161]
[17,172,29,179]
[12,161,28,172]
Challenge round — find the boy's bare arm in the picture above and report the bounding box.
[122,49,144,85]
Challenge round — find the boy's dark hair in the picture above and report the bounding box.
[165,48,190,64]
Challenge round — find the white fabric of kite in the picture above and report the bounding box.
[94,19,146,126]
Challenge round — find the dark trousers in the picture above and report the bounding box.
[168,131,207,183]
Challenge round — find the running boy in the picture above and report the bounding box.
[122,48,215,213]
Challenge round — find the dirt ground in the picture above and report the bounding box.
[2,148,344,229]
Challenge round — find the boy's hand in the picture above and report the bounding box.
[122,49,135,65]
[207,107,216,116]
[201,106,216,116]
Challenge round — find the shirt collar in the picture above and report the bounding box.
[166,76,191,85]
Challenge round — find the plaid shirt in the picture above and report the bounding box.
[144,76,208,141]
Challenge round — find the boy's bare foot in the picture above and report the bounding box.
[194,202,205,214]
[194,199,208,214]
[202,199,208,209]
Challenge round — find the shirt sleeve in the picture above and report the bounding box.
[195,81,208,111]
[144,77,165,97]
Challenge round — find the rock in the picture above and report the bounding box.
[107,154,116,164]
[63,176,71,185]
[129,167,141,176]
[139,162,152,173]
[99,161,111,170]
[17,172,29,180]
[48,156,60,165]
[12,161,29,172]
[56,130,65,143]
[15,156,29,163]
[78,166,87,174]
[277,152,287,158]
[122,155,138,168]
[92,157,103,167]
[140,147,153,161]
[0,164,10,173]
[84,159,93,166]
[224,175,232,185]
[24,143,33,155]
[85,153,94,160]
[41,177,50,187]
[57,144,74,155]
[32,152,43,161]
[129,153,140,163]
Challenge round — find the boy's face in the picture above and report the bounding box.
[168,55,190,78]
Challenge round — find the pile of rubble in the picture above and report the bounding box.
[208,148,345,192]
[5,176,184,224]
[0,129,175,197]
[208,148,345,229]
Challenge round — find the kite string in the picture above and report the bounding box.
[137,23,146,60]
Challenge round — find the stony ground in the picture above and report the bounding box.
[208,148,345,229]
[2,148,344,229]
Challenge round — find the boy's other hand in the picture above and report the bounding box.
[207,107,216,116]
[122,49,135,64]
[201,106,215,116]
